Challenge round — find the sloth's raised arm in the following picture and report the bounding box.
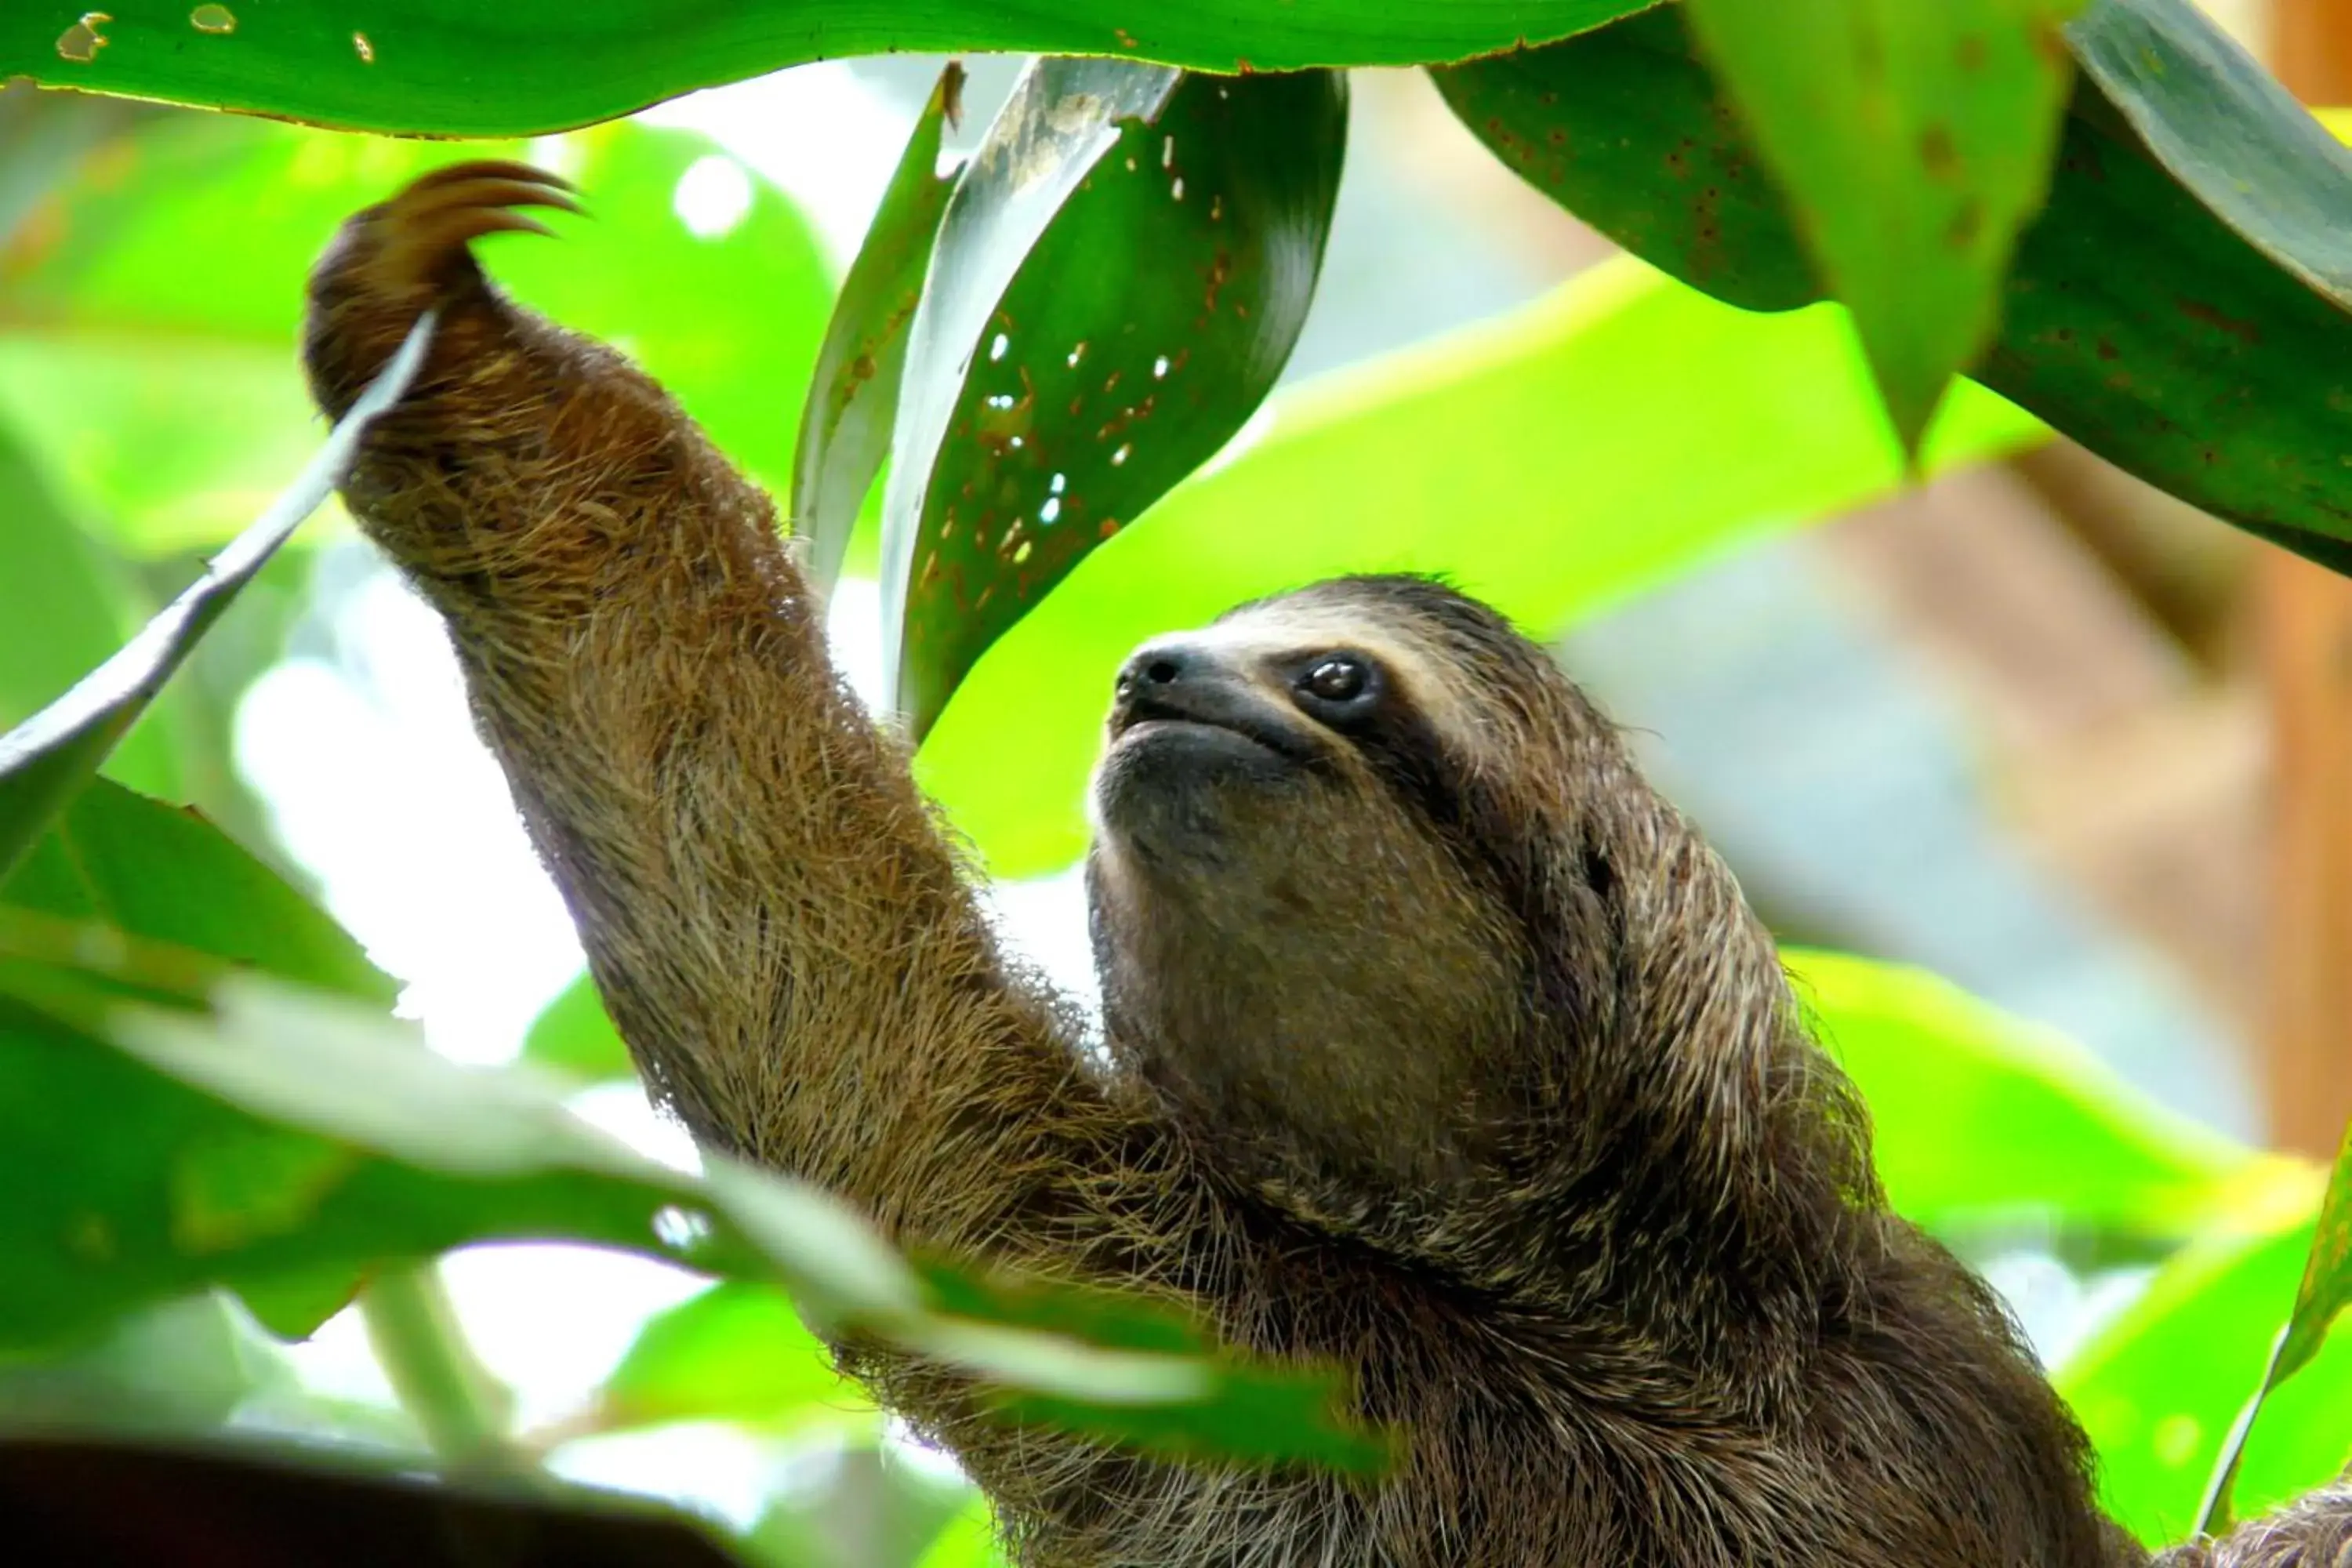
[300,165,1187,1285]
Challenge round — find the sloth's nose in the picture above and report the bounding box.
[1113,641,1207,701]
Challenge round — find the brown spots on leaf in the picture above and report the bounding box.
[354,31,375,64]
[1957,35,1989,71]
[1114,27,1138,49]
[56,13,111,63]
[1853,22,1886,78]
[1946,198,1984,252]
[2178,298,2260,345]
[1203,250,1232,314]
[2096,337,2119,361]
[1098,517,1122,540]
[1919,124,1959,182]
[191,5,235,33]
[2030,15,2068,70]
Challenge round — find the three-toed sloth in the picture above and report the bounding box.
[303,162,2347,1568]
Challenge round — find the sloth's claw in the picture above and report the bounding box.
[305,161,582,418]
[348,161,579,299]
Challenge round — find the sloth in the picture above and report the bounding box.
[302,162,2346,1567]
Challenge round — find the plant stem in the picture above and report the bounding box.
[359,1261,521,1472]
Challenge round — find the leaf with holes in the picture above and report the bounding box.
[914,257,2044,878]
[884,63,1345,735]
[1675,0,2081,451]
[1434,0,2352,569]
[3,2,1651,136]
[794,64,964,594]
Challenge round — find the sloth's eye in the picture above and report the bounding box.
[1294,654,1377,714]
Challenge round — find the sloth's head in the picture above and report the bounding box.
[1083,575,1784,1238]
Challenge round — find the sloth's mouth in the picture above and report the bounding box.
[1113,691,1318,764]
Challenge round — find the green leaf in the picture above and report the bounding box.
[886,63,1345,735]
[1434,0,2352,568]
[795,64,964,597]
[1778,949,2258,1241]
[0,338,318,558]
[1677,0,2080,451]
[0,922,1377,1469]
[4,2,1654,136]
[2194,1118,2352,1532]
[2069,0,2352,313]
[2057,1194,2352,1547]
[2,776,391,1004]
[917,1266,1388,1474]
[0,415,180,802]
[914,1497,1004,1568]
[916,256,2045,877]
[0,1294,296,1439]
[520,972,633,1084]
[2,115,834,540]
[2274,1124,2352,1400]
[878,56,1181,726]
[1429,9,1818,314]
[595,1282,869,1434]
[0,314,434,884]
[1785,950,2258,1240]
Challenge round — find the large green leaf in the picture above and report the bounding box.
[915,256,2045,877]
[885,62,1345,735]
[4,3,1653,136]
[796,64,965,597]
[2058,1199,2352,1547]
[1434,0,2352,567]
[0,316,433,884]
[0,914,1381,1471]
[2,777,390,1006]
[1784,950,2259,1241]
[1677,0,2080,450]
[1,114,833,544]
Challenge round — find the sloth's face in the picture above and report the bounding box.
[1082,578,1542,1192]
[1087,594,1465,868]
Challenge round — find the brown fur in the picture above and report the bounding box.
[304,165,2343,1567]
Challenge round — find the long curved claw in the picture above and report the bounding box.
[357,160,582,296]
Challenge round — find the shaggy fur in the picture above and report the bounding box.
[305,164,2342,1567]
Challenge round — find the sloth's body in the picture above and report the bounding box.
[305,165,2344,1568]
